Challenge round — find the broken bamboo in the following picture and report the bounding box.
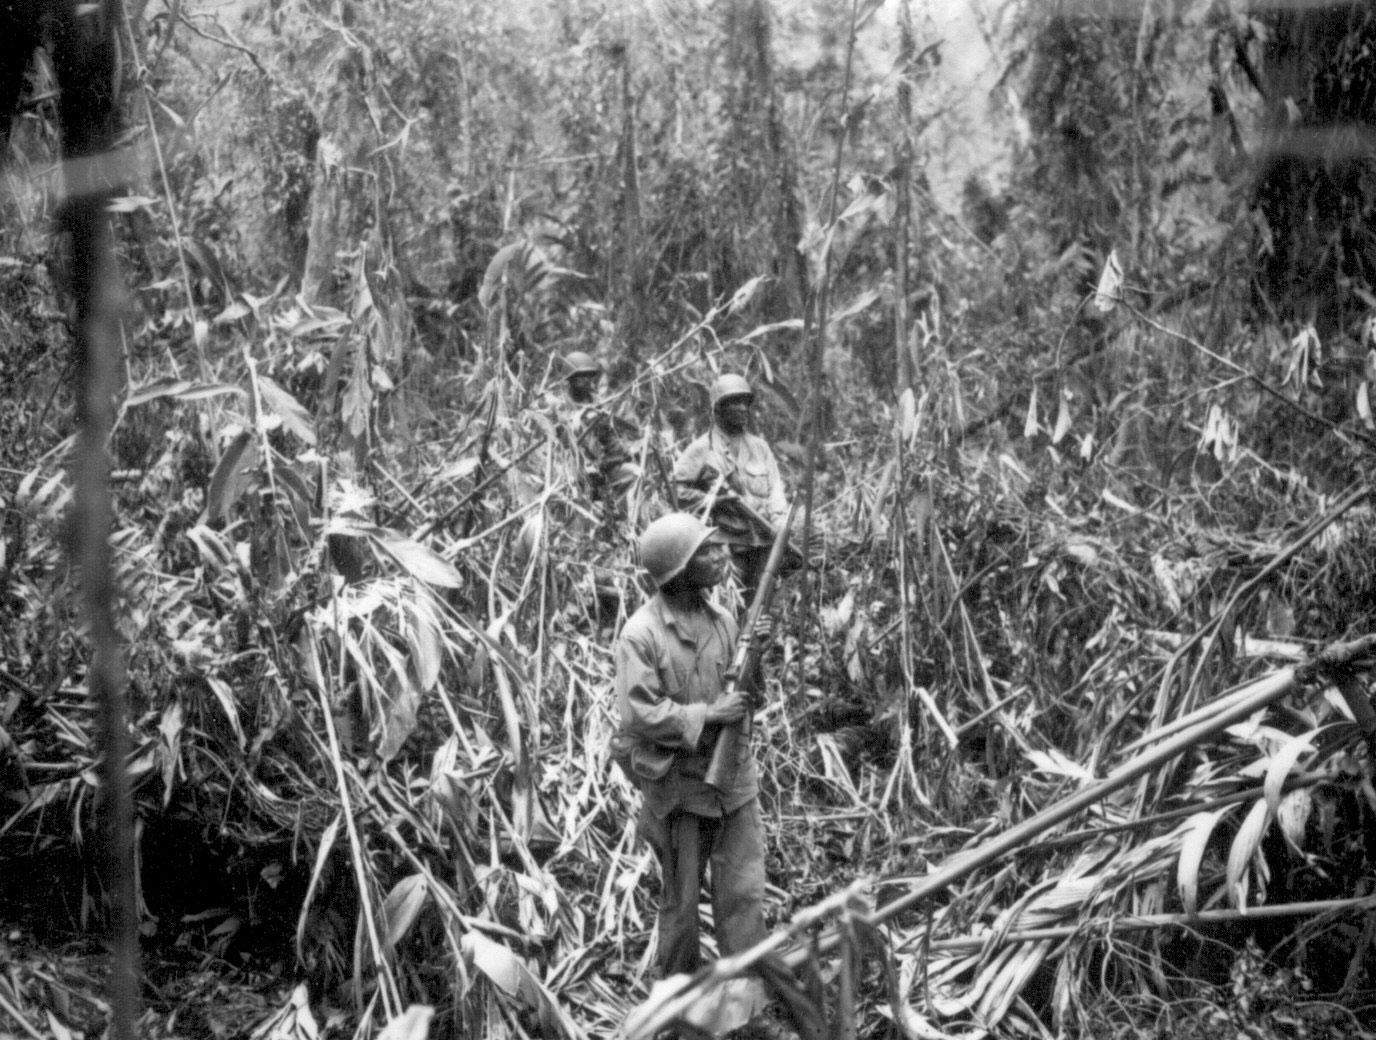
[923,896,1376,955]
[624,633,1376,1039]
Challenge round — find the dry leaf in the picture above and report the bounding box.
[1092,249,1123,312]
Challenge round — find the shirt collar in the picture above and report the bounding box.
[712,425,743,443]
[653,593,728,646]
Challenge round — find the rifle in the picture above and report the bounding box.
[703,499,799,792]
[722,495,807,569]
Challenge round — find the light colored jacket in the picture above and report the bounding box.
[672,427,788,542]
[613,592,758,817]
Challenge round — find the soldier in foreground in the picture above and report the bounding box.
[611,513,768,977]
[673,374,794,599]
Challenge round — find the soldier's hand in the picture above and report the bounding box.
[706,690,749,725]
[750,614,773,645]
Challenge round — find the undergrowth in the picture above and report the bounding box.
[3,1,1376,1039]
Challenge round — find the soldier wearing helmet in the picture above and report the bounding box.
[610,512,769,979]
[672,373,791,598]
[563,350,602,405]
[554,350,636,508]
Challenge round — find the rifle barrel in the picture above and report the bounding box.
[703,500,799,791]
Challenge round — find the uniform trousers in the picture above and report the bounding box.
[642,797,768,976]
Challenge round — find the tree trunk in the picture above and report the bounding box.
[298,18,415,467]
[721,0,808,324]
[302,43,374,308]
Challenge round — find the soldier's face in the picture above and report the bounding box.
[568,373,597,403]
[682,540,728,589]
[716,396,752,435]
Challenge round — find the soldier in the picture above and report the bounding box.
[557,351,635,505]
[611,513,768,978]
[672,374,793,599]
[564,349,601,407]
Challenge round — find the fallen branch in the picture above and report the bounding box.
[923,896,1376,955]
[624,633,1376,1038]
[876,634,1374,929]
[1034,768,1338,852]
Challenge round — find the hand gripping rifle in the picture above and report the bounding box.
[704,499,799,792]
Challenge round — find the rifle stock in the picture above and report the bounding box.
[703,500,799,792]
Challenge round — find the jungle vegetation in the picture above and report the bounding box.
[3,1,1376,1038]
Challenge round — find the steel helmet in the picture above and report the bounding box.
[638,513,716,588]
[710,373,754,408]
[564,351,602,378]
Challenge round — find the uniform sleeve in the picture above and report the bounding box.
[615,629,708,751]
[672,437,708,484]
[762,443,788,524]
[672,438,715,513]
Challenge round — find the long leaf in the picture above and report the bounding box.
[1226,799,1272,909]
[375,1007,433,1040]
[381,874,429,948]
[124,378,243,408]
[1276,789,1313,853]
[205,431,259,522]
[409,600,444,693]
[1176,808,1232,916]
[204,675,246,749]
[296,814,342,960]
[257,375,318,445]
[378,533,462,588]
[1263,728,1320,816]
[461,931,581,1038]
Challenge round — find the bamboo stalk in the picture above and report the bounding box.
[1034,769,1335,851]
[1118,681,1258,755]
[923,897,1376,955]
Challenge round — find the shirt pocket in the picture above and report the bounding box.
[662,658,693,702]
[740,460,771,499]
